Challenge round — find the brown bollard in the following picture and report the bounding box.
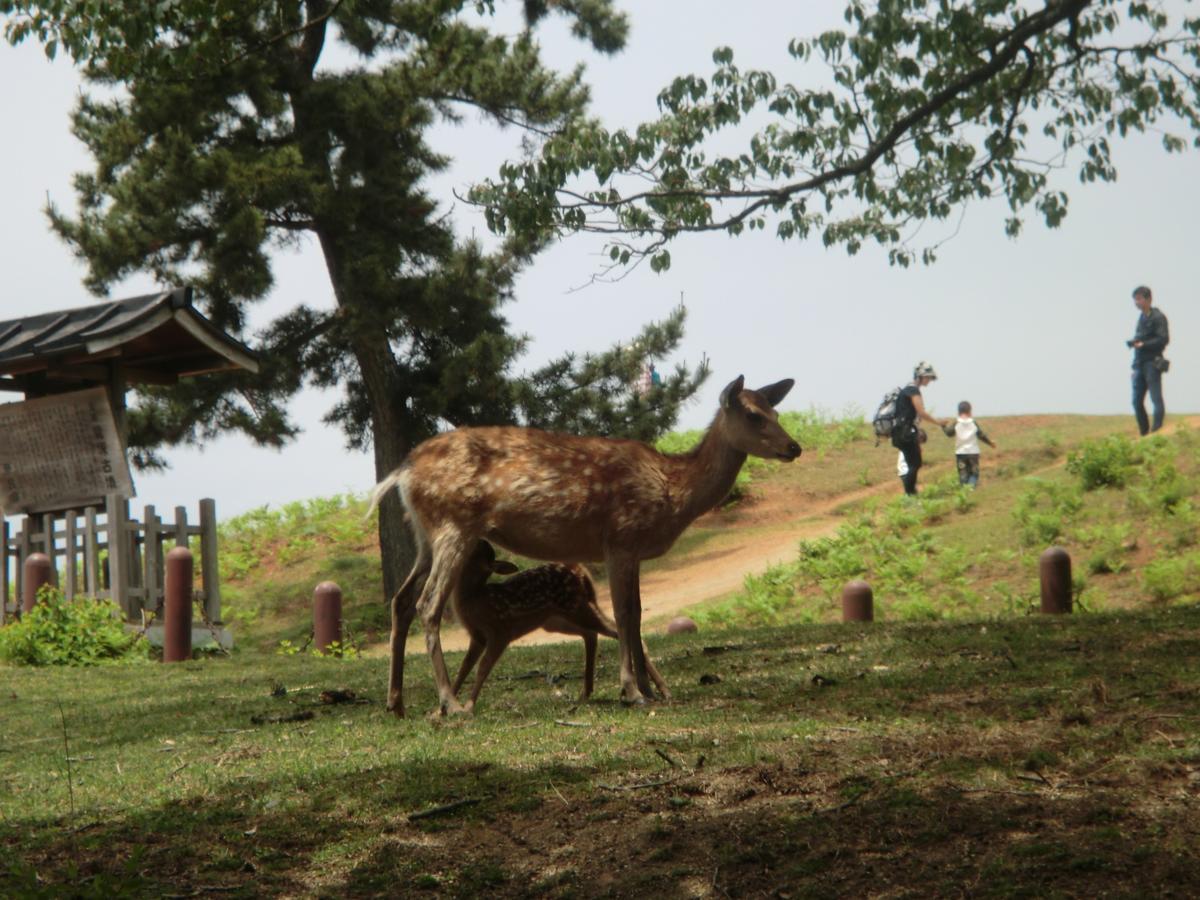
[163,547,194,662]
[313,581,343,654]
[1039,546,1072,614]
[21,553,53,613]
[842,580,874,622]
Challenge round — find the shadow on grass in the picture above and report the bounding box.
[7,752,1200,899]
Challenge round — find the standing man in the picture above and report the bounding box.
[1128,285,1170,435]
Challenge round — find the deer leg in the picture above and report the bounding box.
[466,642,507,711]
[640,640,671,701]
[592,611,668,702]
[606,553,648,705]
[452,637,485,698]
[417,534,471,716]
[581,632,598,701]
[387,551,430,718]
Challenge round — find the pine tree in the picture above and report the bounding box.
[1,1,708,595]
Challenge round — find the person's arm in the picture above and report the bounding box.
[911,393,949,428]
[976,422,996,449]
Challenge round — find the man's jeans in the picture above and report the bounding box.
[1132,360,1165,435]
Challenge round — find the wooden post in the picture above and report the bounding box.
[106,494,130,618]
[107,361,128,448]
[16,519,30,609]
[842,580,875,622]
[143,505,159,617]
[199,498,221,624]
[84,506,100,597]
[1,519,9,624]
[163,547,193,663]
[22,553,52,613]
[41,512,56,584]
[175,505,189,549]
[313,582,343,654]
[1040,547,1073,614]
[129,508,144,617]
[64,510,78,601]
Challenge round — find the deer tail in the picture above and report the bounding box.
[365,466,408,521]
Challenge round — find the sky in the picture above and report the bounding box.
[1,2,1197,526]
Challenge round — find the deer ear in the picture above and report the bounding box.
[719,375,746,409]
[756,378,795,408]
[490,560,520,576]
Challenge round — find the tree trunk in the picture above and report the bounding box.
[311,224,416,601]
[356,333,417,602]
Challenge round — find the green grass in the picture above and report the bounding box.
[3,608,1199,897]
[4,414,1200,896]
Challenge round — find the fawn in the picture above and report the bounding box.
[450,539,668,710]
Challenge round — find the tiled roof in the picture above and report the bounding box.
[0,287,258,387]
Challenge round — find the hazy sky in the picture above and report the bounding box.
[2,2,1196,524]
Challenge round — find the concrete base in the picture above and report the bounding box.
[136,623,234,651]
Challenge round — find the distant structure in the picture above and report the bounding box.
[0,287,258,643]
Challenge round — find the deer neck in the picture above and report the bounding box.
[673,415,747,521]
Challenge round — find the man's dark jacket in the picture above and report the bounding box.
[1133,308,1170,366]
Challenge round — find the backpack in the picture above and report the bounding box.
[871,386,906,445]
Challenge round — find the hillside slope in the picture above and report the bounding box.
[218,413,1200,655]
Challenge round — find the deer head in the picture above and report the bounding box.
[717,375,802,461]
[460,540,520,594]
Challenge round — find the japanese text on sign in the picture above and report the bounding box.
[0,387,135,513]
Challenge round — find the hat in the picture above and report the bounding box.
[913,361,938,380]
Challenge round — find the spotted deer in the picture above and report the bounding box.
[371,374,800,717]
[451,539,669,710]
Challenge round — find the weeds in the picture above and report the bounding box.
[0,586,148,666]
[1013,478,1083,547]
[1066,435,1137,490]
[1142,553,1200,603]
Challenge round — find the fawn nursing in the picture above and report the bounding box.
[371,374,800,717]
[451,539,668,710]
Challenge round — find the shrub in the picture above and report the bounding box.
[1013,479,1084,547]
[0,587,147,666]
[1066,436,1136,490]
[1164,501,1199,550]
[1142,554,1200,603]
[1076,524,1134,575]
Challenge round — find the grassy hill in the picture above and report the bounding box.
[4,413,1199,897]
[215,413,1200,650]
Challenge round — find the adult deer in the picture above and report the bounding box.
[450,539,669,711]
[371,375,800,717]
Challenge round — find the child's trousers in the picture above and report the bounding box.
[956,454,981,487]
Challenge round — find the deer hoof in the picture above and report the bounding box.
[440,698,469,717]
[619,693,648,707]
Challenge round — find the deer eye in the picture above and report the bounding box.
[746,411,766,427]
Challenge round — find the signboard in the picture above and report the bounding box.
[0,387,135,513]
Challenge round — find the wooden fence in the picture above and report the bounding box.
[1,496,221,627]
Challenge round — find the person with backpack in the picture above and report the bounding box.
[891,362,951,497]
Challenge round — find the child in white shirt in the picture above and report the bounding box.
[950,401,996,487]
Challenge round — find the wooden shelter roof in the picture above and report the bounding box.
[0,287,258,394]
